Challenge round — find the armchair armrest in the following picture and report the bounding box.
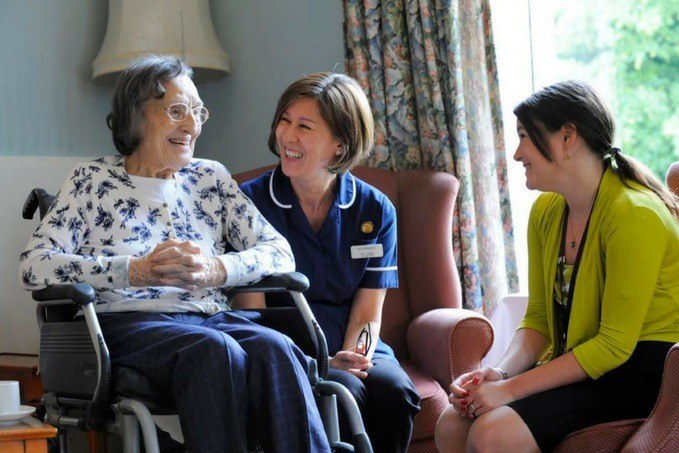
[622,342,679,451]
[407,308,493,389]
[555,419,645,452]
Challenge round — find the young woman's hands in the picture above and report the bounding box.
[448,366,509,419]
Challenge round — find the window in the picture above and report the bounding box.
[491,0,678,291]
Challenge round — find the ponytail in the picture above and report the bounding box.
[606,149,679,219]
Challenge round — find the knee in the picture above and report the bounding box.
[253,328,295,355]
[435,405,469,452]
[467,414,495,452]
[466,409,514,453]
[178,329,246,371]
[328,370,368,408]
[369,376,419,416]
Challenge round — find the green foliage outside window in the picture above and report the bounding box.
[554,0,678,178]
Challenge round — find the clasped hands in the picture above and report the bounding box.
[129,239,226,290]
[448,367,513,419]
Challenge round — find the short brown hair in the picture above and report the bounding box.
[268,73,374,174]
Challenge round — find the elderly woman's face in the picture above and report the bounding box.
[138,75,203,174]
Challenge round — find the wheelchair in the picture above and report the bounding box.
[23,188,372,453]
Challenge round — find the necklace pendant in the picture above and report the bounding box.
[570,241,576,249]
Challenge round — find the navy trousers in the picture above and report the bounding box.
[98,310,330,453]
[328,349,421,453]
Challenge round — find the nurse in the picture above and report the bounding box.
[238,72,421,453]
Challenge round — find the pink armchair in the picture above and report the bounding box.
[234,165,493,452]
[667,161,679,195]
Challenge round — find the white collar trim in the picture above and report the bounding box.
[269,168,292,209]
[269,167,356,210]
[338,173,356,209]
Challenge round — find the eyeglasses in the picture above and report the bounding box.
[356,323,372,356]
[158,103,210,125]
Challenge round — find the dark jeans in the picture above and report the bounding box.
[328,351,421,453]
[99,310,330,453]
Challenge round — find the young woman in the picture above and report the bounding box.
[435,80,679,452]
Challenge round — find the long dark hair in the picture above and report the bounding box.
[514,80,679,218]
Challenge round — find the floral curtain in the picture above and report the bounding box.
[343,0,518,314]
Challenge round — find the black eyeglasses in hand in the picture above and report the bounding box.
[356,322,372,356]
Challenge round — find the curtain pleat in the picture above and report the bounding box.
[343,0,518,314]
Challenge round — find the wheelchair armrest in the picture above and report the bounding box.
[224,272,310,297]
[224,272,329,379]
[32,283,96,305]
[407,308,493,389]
[33,282,111,412]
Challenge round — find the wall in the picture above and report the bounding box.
[0,0,344,353]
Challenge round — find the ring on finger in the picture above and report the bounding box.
[468,403,476,414]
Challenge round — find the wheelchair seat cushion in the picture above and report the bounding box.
[113,367,176,414]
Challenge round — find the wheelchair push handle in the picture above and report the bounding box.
[22,188,55,220]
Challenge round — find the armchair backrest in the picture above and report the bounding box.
[234,165,462,359]
[667,162,679,196]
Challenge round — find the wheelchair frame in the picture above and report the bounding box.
[23,188,372,453]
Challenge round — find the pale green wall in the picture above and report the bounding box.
[0,0,345,172]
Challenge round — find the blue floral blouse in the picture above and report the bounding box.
[19,155,294,314]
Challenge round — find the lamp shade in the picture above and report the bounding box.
[92,0,230,79]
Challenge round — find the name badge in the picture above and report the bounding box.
[351,244,383,259]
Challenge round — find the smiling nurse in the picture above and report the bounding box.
[238,73,421,453]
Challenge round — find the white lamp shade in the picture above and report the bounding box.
[93,0,230,79]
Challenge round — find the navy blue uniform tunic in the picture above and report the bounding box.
[242,166,420,453]
[241,166,399,355]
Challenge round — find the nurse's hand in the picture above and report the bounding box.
[330,348,373,379]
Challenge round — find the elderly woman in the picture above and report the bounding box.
[237,73,421,453]
[19,55,330,453]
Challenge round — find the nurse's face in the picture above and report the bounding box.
[275,97,343,182]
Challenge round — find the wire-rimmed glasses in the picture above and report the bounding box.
[160,102,210,125]
[356,322,372,356]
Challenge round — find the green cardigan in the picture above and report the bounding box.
[519,168,679,379]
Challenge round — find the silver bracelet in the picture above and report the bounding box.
[495,367,508,380]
